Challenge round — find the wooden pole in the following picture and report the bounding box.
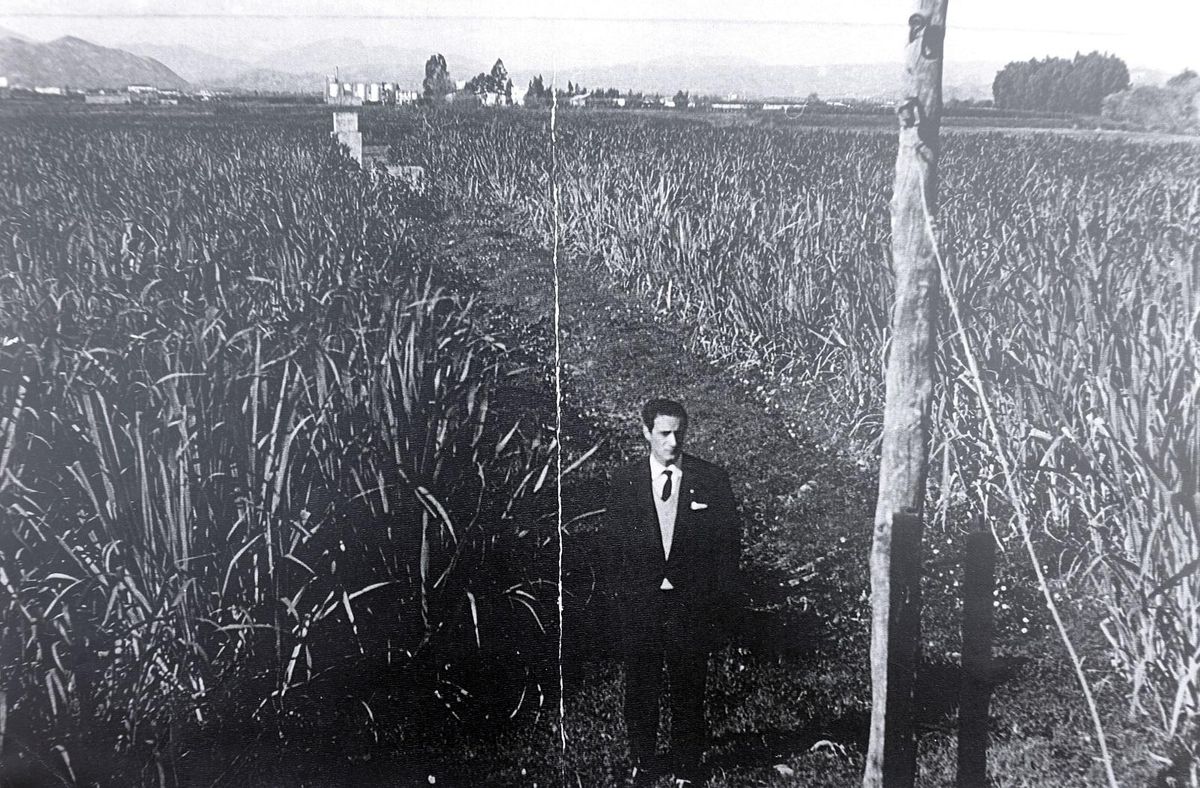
[864,2,948,787]
[958,525,995,788]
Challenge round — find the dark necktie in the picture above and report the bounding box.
[661,469,673,501]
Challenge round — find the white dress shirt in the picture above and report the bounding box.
[649,456,682,589]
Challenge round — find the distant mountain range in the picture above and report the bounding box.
[122,39,488,94]
[247,38,489,82]
[119,43,322,94]
[120,43,250,84]
[0,33,1173,100]
[0,35,187,90]
[0,25,30,42]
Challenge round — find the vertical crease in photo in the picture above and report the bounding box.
[549,64,568,765]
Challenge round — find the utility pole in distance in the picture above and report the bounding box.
[864,2,949,787]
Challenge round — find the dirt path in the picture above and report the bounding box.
[417,203,1162,788]
[256,203,1149,788]
[434,206,880,786]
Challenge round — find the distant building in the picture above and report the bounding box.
[325,75,361,106]
[586,95,626,109]
[325,74,416,106]
[638,96,669,109]
[711,102,748,112]
[85,93,131,105]
[126,84,160,104]
[34,86,66,96]
[376,83,415,105]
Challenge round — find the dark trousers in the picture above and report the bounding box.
[623,591,709,772]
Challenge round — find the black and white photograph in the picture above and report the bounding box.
[0,1,1196,785]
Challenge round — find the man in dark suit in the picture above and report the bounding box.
[604,399,741,787]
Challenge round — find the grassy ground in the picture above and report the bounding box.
[1,106,1187,788]
[275,203,1157,788]
[8,189,1159,788]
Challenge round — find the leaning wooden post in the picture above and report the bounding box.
[864,2,948,787]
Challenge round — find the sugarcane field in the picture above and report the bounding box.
[0,4,1197,787]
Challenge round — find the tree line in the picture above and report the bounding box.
[993,51,1130,115]
[423,54,513,104]
[422,56,694,109]
[421,50,1139,118]
[1102,68,1200,134]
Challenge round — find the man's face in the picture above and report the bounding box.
[643,414,685,466]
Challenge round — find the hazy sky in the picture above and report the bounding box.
[1,0,1195,74]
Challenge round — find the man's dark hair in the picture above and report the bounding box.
[641,398,689,430]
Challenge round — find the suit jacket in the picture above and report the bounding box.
[603,453,741,653]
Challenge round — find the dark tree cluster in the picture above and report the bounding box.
[422,53,455,102]
[992,52,1130,115]
[525,75,553,107]
[466,59,514,103]
[1102,68,1200,134]
[1166,68,1197,88]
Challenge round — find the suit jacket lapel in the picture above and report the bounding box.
[669,455,694,563]
[635,460,657,532]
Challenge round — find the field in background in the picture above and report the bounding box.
[381,108,1200,767]
[0,112,574,784]
[0,104,1196,784]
